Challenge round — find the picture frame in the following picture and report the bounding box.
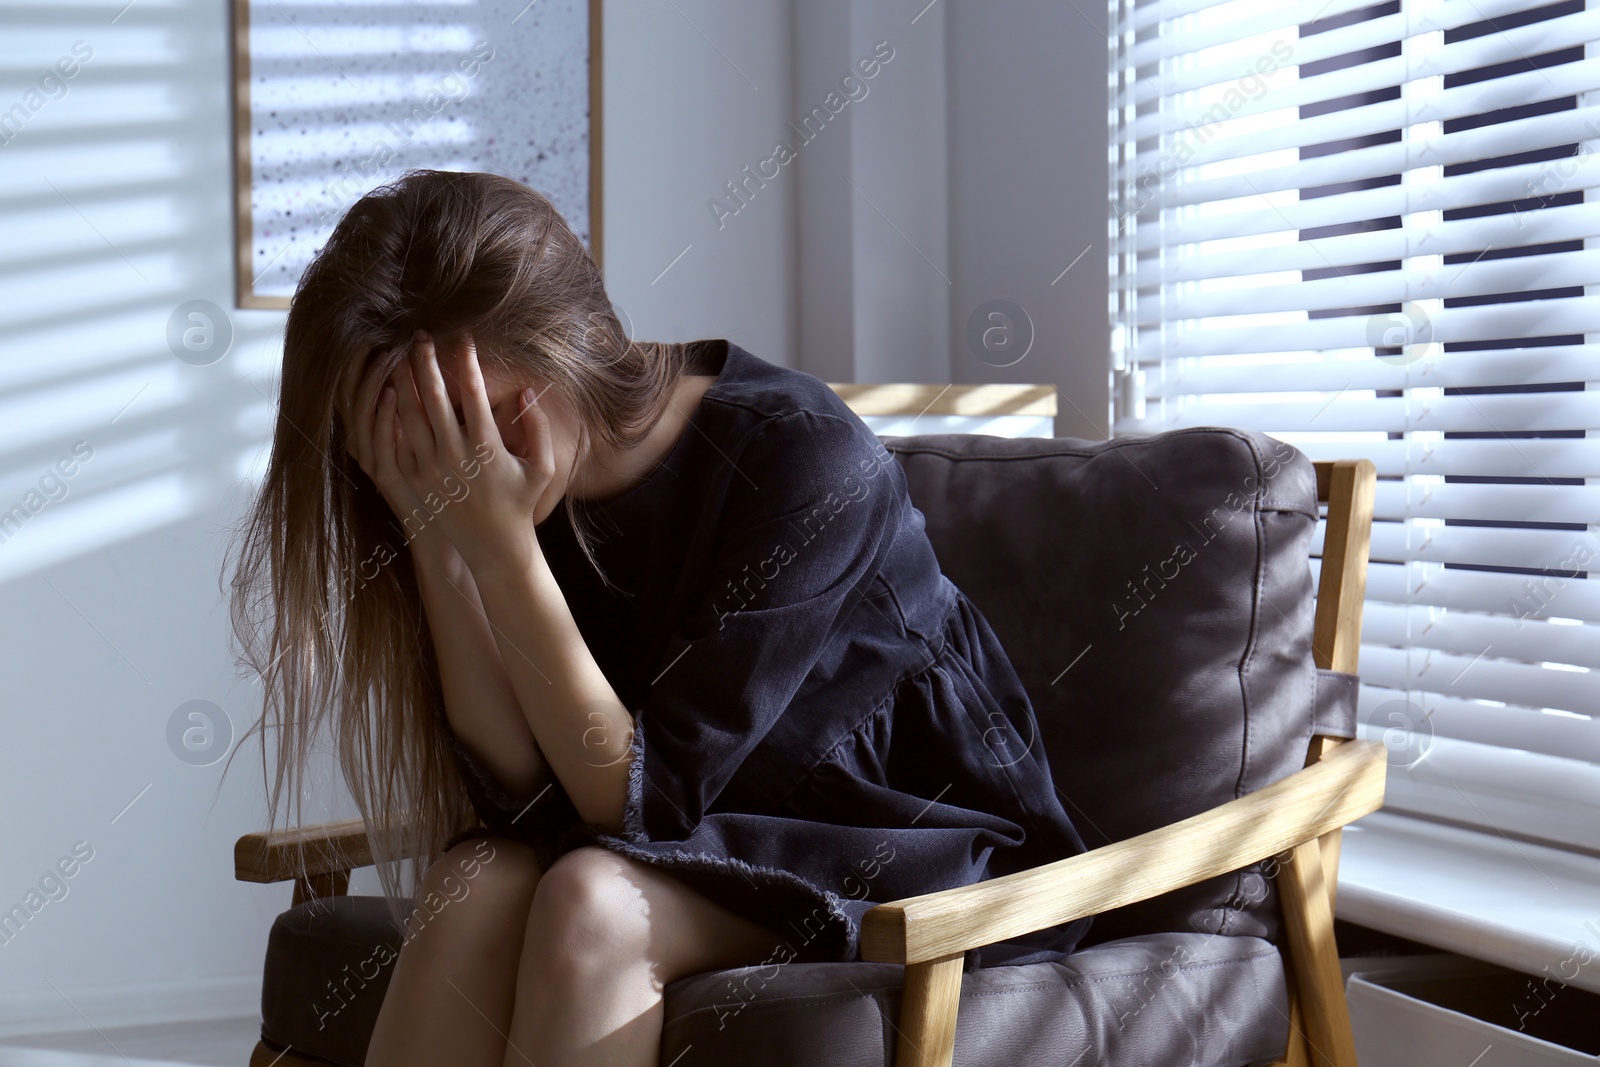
[229,0,603,310]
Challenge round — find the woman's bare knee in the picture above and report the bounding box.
[397,836,543,958]
[523,846,649,975]
[521,845,784,987]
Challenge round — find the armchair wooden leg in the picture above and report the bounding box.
[1277,957,1313,1067]
[894,952,964,1067]
[1278,840,1358,1067]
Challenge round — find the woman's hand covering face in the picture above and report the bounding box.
[339,330,556,572]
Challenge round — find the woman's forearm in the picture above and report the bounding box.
[470,544,635,835]
[413,543,548,799]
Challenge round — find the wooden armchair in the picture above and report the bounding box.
[237,388,1380,1067]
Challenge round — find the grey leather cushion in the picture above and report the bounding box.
[882,428,1322,947]
[261,895,1289,1067]
[662,932,1290,1066]
[261,895,400,1067]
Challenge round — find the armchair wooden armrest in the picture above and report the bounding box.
[860,737,1387,1067]
[235,818,409,906]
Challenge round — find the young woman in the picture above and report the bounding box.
[226,169,1091,1067]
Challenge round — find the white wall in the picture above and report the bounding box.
[628,0,1115,440]
[0,0,1108,1032]
[0,0,289,1032]
[946,0,1112,439]
[601,1,797,364]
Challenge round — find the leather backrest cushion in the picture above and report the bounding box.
[884,427,1321,946]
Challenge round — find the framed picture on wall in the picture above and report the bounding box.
[229,0,602,310]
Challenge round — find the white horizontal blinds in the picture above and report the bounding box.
[1110,0,1600,852]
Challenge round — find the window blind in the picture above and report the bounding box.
[1109,0,1600,852]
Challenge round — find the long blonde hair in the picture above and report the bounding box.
[223,169,698,920]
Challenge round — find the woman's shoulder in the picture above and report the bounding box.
[705,341,885,463]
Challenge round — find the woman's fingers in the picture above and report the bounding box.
[381,381,425,492]
[454,330,500,448]
[355,356,398,473]
[391,357,438,469]
[409,331,460,465]
[342,352,388,476]
[515,385,556,482]
[372,381,411,492]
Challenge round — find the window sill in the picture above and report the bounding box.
[1338,809,1600,994]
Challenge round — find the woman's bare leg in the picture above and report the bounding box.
[503,845,788,1067]
[365,837,544,1067]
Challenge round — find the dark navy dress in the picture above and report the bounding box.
[437,339,1092,970]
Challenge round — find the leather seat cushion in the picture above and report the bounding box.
[260,895,1290,1067]
[662,930,1290,1066]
